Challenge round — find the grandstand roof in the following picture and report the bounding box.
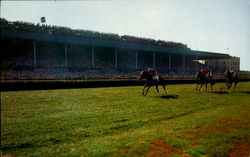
[192,50,230,58]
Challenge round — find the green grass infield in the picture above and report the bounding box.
[1,82,250,156]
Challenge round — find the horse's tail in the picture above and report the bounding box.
[196,72,200,80]
[235,76,239,83]
[159,76,167,84]
[207,76,215,85]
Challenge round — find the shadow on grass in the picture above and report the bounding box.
[236,91,250,94]
[212,91,229,94]
[212,91,250,94]
[160,94,179,99]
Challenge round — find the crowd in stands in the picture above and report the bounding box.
[2,67,228,80]
[0,50,224,80]
[1,70,139,80]
[1,18,188,49]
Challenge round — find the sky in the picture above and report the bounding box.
[1,0,250,70]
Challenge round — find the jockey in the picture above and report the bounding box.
[227,70,236,78]
[226,70,232,77]
[201,68,207,76]
[231,70,235,76]
[148,68,159,81]
[234,71,238,77]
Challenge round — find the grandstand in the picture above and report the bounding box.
[0,18,240,80]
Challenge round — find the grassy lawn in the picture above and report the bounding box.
[1,82,250,157]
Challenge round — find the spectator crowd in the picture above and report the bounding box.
[1,18,188,49]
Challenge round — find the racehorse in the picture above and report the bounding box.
[225,70,238,90]
[139,70,167,96]
[196,71,215,91]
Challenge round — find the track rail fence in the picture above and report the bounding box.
[1,78,249,91]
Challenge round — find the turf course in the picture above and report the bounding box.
[1,82,250,157]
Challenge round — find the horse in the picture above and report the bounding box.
[225,71,238,90]
[138,70,167,96]
[196,71,215,91]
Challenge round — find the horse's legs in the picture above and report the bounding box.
[142,85,147,95]
[226,82,230,89]
[156,85,159,93]
[234,82,238,91]
[196,83,199,91]
[145,86,151,96]
[196,82,201,91]
[199,83,204,91]
[163,84,167,94]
